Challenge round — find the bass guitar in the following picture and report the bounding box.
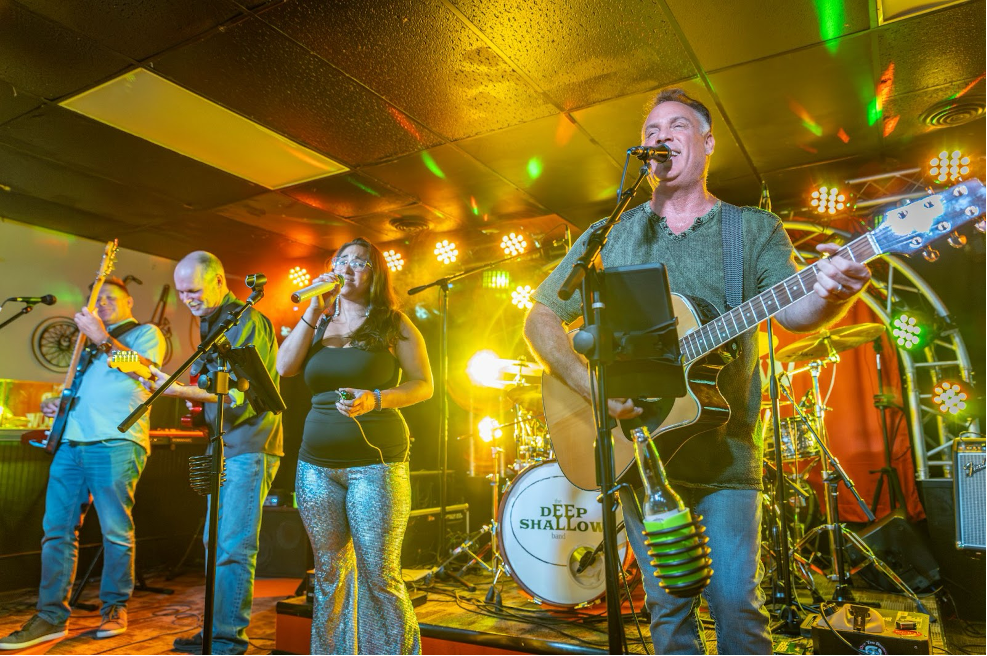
[545,180,985,491]
[29,240,119,454]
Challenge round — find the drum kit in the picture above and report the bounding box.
[447,356,635,609]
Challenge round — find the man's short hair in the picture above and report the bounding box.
[96,276,130,297]
[646,88,713,134]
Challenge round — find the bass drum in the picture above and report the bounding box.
[497,460,636,608]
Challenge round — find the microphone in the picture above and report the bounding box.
[628,144,672,162]
[6,295,56,305]
[291,274,344,304]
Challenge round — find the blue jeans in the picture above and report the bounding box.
[619,485,771,654]
[38,440,147,624]
[205,452,279,653]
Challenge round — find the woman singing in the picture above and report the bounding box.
[277,238,432,655]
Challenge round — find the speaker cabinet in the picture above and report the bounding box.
[953,438,985,551]
[257,507,311,578]
[846,509,940,593]
[402,503,470,568]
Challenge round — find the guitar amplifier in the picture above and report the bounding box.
[953,437,986,550]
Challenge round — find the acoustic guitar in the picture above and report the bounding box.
[545,180,986,491]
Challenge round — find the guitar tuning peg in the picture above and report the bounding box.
[948,232,967,248]
[976,219,986,234]
[922,247,940,263]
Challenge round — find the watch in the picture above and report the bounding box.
[96,337,113,354]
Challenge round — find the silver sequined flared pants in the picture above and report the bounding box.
[296,460,421,655]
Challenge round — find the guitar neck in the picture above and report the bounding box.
[680,234,879,363]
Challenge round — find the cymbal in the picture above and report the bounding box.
[757,330,778,356]
[506,383,543,412]
[775,323,885,362]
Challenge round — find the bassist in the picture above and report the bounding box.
[1,277,165,651]
[523,88,870,655]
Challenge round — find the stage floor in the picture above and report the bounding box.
[0,568,981,655]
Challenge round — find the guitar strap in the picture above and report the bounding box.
[721,202,744,309]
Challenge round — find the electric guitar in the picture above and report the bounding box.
[545,180,986,491]
[30,240,119,454]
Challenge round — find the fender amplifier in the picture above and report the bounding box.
[953,437,986,550]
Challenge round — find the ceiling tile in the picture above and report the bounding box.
[882,78,986,143]
[347,203,456,242]
[257,0,557,141]
[571,81,758,188]
[0,2,131,99]
[283,171,416,219]
[363,144,551,226]
[455,114,623,215]
[710,34,882,175]
[13,0,244,61]
[449,0,697,110]
[664,0,872,72]
[0,104,264,209]
[0,141,188,224]
[0,190,130,239]
[0,78,42,125]
[150,15,443,167]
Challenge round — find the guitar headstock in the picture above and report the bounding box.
[108,350,151,377]
[871,179,985,257]
[96,239,119,282]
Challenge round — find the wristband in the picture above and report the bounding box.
[373,389,382,412]
[301,316,316,330]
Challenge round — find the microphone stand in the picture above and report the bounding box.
[408,251,553,562]
[118,276,268,656]
[557,162,652,654]
[0,299,38,331]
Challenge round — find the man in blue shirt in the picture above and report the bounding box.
[148,251,282,656]
[0,278,165,650]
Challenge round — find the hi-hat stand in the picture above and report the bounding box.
[779,340,929,615]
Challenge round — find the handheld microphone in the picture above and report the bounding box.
[6,295,56,305]
[628,144,672,162]
[291,274,344,304]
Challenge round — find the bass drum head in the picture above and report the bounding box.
[497,460,631,607]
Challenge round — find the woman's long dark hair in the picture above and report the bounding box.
[333,237,405,351]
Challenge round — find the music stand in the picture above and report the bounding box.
[559,164,686,652]
[117,274,284,655]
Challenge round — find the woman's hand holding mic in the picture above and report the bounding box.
[335,388,375,417]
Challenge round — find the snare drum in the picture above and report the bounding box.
[497,460,635,608]
[764,416,820,460]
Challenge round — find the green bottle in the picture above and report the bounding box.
[632,426,712,597]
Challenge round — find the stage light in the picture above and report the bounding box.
[933,381,968,416]
[501,232,528,257]
[891,310,933,351]
[434,239,458,265]
[383,249,404,272]
[482,270,511,289]
[466,349,502,388]
[478,416,503,443]
[809,186,846,215]
[288,266,310,287]
[511,285,534,310]
[930,150,970,184]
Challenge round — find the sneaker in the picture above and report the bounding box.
[0,614,67,650]
[172,632,203,653]
[96,605,127,639]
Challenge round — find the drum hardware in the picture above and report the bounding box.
[868,337,905,517]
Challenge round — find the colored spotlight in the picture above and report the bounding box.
[933,381,968,416]
[466,350,502,388]
[891,311,931,351]
[288,266,310,287]
[434,239,458,264]
[383,249,404,272]
[478,416,503,443]
[482,270,511,289]
[501,232,528,257]
[930,150,970,184]
[511,284,534,310]
[809,186,846,215]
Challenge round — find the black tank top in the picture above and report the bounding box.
[299,341,408,468]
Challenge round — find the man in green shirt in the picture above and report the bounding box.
[525,88,871,654]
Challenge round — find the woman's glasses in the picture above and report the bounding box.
[332,257,372,271]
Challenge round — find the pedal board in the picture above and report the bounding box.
[801,605,931,654]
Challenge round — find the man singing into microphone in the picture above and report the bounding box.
[524,88,870,654]
[143,251,282,656]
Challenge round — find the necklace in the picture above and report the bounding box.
[329,298,370,322]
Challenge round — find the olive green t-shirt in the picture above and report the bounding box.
[533,200,798,490]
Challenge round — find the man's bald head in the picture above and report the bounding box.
[174,251,229,317]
